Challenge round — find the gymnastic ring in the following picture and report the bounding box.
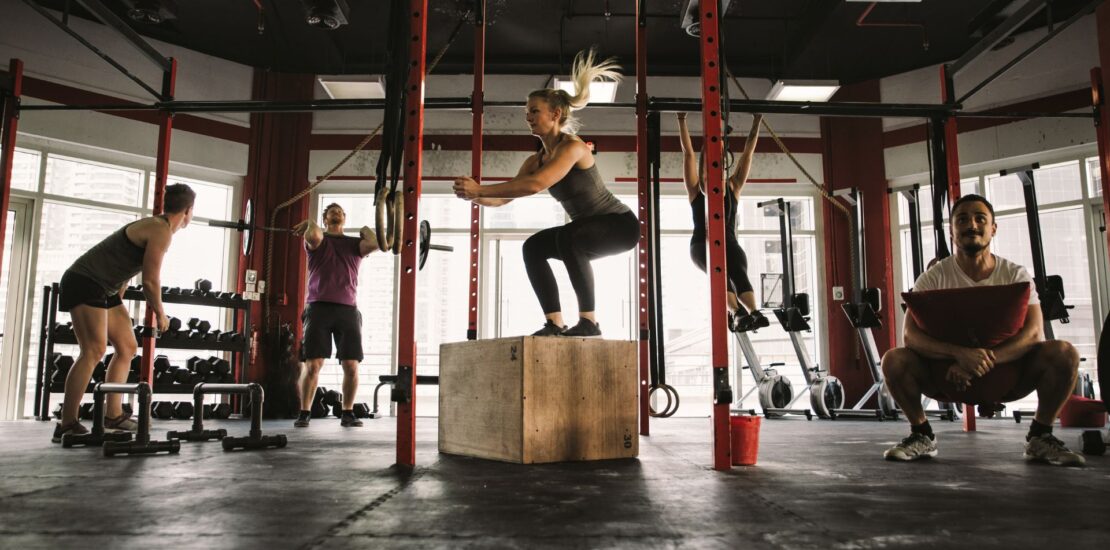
[648,384,672,418]
[390,191,404,256]
[374,186,393,252]
[649,384,680,418]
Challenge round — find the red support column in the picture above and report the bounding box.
[1094,69,1110,271]
[141,58,176,385]
[698,0,731,471]
[467,1,485,341]
[0,59,23,281]
[634,0,650,436]
[396,0,429,467]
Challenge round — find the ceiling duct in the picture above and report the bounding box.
[300,0,350,30]
[679,0,733,37]
[120,0,178,25]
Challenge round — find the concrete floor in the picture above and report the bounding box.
[0,416,1107,549]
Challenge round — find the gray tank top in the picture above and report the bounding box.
[547,164,630,221]
[69,220,147,295]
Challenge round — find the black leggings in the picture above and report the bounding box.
[523,211,640,314]
[690,233,754,296]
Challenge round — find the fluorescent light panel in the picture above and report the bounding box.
[318,76,385,99]
[551,77,619,103]
[766,80,840,102]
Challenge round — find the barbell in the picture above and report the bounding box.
[209,200,452,270]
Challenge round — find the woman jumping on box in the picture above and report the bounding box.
[677,111,768,332]
[453,49,637,338]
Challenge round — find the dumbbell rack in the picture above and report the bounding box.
[34,283,252,420]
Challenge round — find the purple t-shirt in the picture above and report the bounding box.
[306,234,364,306]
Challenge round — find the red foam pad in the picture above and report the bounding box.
[1059,395,1108,428]
[902,282,1030,348]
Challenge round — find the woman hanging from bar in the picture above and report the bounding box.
[453,49,637,337]
[677,111,769,332]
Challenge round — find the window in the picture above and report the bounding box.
[15,147,238,417]
[44,155,143,207]
[12,149,40,192]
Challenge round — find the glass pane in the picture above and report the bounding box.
[421,195,476,229]
[44,156,143,207]
[986,173,1025,212]
[661,195,695,232]
[1,210,14,344]
[413,234,475,416]
[738,197,814,231]
[1088,157,1103,198]
[315,195,374,231]
[986,162,1081,212]
[12,150,40,192]
[961,177,981,198]
[483,196,566,230]
[150,176,233,221]
[25,203,139,416]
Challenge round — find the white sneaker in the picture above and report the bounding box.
[884,433,938,461]
[1024,434,1086,467]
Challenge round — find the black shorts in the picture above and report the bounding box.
[58,270,123,312]
[301,302,364,361]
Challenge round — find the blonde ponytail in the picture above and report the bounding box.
[528,48,621,134]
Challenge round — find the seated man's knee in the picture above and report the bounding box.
[881,348,918,380]
[1039,340,1079,374]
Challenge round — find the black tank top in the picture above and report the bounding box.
[690,188,738,238]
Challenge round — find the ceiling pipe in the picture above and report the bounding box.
[855,2,929,51]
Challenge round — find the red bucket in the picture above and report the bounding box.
[730,414,762,466]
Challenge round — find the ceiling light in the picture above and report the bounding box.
[766,80,840,102]
[318,76,385,99]
[301,0,350,30]
[550,78,619,104]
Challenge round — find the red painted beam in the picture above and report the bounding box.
[467,2,485,341]
[635,0,651,437]
[141,58,177,386]
[0,60,23,285]
[698,0,732,472]
[396,0,429,467]
[310,133,822,154]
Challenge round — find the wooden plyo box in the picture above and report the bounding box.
[439,336,639,464]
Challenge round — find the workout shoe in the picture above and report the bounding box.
[104,413,138,433]
[340,413,363,428]
[532,320,567,337]
[52,421,89,444]
[562,318,602,338]
[883,433,938,461]
[728,312,743,333]
[1024,434,1086,467]
[737,310,771,332]
[294,412,311,428]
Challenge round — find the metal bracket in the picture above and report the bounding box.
[713,368,732,405]
[391,365,414,403]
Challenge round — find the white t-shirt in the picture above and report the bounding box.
[912,254,1039,305]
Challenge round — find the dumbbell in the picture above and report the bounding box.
[173,367,193,385]
[154,355,172,373]
[187,318,212,335]
[187,356,213,376]
[210,403,232,419]
[52,403,63,419]
[323,389,343,408]
[52,355,75,386]
[352,403,371,419]
[53,322,74,338]
[1080,430,1107,456]
[310,387,329,418]
[91,361,107,383]
[173,401,194,420]
[205,330,222,343]
[194,278,213,295]
[79,403,95,420]
[151,401,176,420]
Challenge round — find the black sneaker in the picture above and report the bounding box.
[340,412,363,428]
[52,421,89,444]
[532,320,567,336]
[294,411,311,428]
[737,310,771,332]
[563,318,602,337]
[728,312,743,333]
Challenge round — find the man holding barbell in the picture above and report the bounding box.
[291,203,379,428]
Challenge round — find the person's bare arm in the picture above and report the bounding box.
[292,219,324,251]
[677,113,699,200]
[990,304,1045,364]
[454,141,589,200]
[904,312,995,378]
[728,114,763,197]
[140,224,172,331]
